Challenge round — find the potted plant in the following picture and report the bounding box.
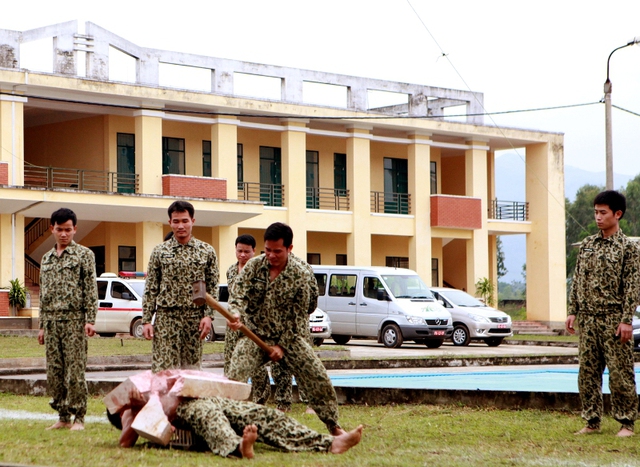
[8,278,27,316]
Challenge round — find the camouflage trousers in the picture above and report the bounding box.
[43,319,88,424]
[175,397,333,458]
[224,328,293,408]
[152,308,203,373]
[227,335,340,432]
[577,313,637,430]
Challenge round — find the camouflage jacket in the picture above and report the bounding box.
[226,262,240,294]
[569,229,640,324]
[227,253,317,348]
[39,241,98,327]
[143,236,219,323]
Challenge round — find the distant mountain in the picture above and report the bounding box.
[494,152,635,283]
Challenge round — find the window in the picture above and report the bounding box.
[334,153,346,196]
[431,258,439,287]
[111,282,135,300]
[306,150,319,208]
[384,157,408,214]
[97,281,108,300]
[116,133,135,193]
[363,276,385,299]
[218,285,230,302]
[259,146,282,206]
[386,256,409,268]
[307,253,321,265]
[329,274,357,297]
[118,246,136,272]
[162,137,185,174]
[336,254,347,265]
[314,273,327,296]
[430,161,437,195]
[237,143,244,183]
[203,140,212,177]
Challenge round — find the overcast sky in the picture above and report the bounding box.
[2,0,640,188]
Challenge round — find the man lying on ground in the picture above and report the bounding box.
[105,369,363,459]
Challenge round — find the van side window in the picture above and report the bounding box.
[314,273,327,296]
[111,282,135,300]
[363,277,384,299]
[97,281,108,300]
[218,285,229,303]
[329,274,357,297]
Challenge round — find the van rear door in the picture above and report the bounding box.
[357,275,389,336]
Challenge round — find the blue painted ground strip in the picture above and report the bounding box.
[323,369,640,393]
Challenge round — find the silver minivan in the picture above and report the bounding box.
[312,266,452,348]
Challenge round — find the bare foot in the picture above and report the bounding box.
[330,426,346,436]
[70,422,85,431]
[574,426,600,435]
[305,406,316,415]
[617,427,634,437]
[46,421,72,430]
[330,425,363,454]
[239,424,258,459]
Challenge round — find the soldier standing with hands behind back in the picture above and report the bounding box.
[566,190,640,437]
[142,201,219,372]
[38,208,98,431]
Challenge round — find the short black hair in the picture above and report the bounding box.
[594,190,626,218]
[50,208,77,227]
[264,222,293,247]
[168,201,195,219]
[235,234,256,249]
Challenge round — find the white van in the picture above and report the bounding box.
[95,272,146,338]
[312,266,453,348]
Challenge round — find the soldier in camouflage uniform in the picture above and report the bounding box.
[110,370,363,459]
[566,190,640,437]
[226,223,342,435]
[37,208,98,431]
[142,201,219,373]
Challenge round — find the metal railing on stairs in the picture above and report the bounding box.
[25,255,40,286]
[25,218,50,250]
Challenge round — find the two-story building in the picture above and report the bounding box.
[0,21,566,325]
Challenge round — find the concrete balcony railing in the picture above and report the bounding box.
[371,191,410,215]
[431,195,482,229]
[489,199,529,221]
[23,164,139,193]
[306,187,350,211]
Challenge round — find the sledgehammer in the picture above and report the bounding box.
[192,280,274,356]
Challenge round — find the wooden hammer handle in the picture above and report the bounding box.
[202,293,274,355]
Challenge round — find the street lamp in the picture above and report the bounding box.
[604,37,640,190]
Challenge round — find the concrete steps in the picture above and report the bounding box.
[512,321,560,336]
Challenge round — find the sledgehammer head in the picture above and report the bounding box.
[192,280,207,306]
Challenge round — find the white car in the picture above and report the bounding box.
[211,284,332,346]
[430,287,512,347]
[95,272,146,338]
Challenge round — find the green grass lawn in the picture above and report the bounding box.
[1,394,639,466]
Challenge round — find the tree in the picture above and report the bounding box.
[475,277,495,307]
[496,237,508,279]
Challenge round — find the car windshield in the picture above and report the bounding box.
[381,274,434,299]
[439,289,485,307]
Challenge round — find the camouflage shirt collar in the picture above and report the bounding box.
[53,240,79,256]
[169,235,197,248]
[596,229,624,243]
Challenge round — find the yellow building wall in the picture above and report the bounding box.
[163,120,211,176]
[443,239,468,291]
[441,155,465,196]
[431,147,442,194]
[371,235,409,267]
[307,232,347,265]
[105,116,136,173]
[81,222,139,273]
[237,128,281,184]
[25,116,106,170]
[369,141,407,192]
[431,238,443,287]
[306,134,347,190]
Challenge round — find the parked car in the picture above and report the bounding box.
[209,284,332,346]
[633,307,640,350]
[95,272,146,338]
[313,266,452,349]
[430,287,512,347]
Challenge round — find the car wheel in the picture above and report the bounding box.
[381,323,404,348]
[485,337,504,347]
[425,339,444,349]
[97,333,116,338]
[452,324,471,346]
[204,327,216,342]
[331,334,351,345]
[313,338,324,347]
[130,318,144,339]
